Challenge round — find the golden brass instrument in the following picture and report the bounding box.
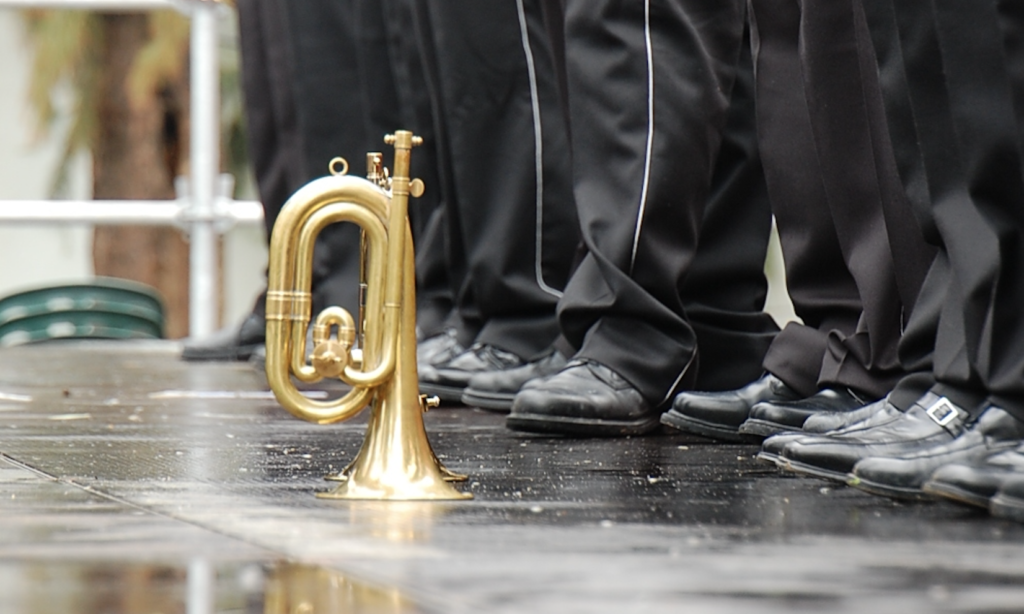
[265,130,471,500]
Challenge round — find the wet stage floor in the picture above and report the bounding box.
[0,342,1022,613]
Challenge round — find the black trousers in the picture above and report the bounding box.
[557,0,776,405]
[679,47,780,394]
[236,0,304,239]
[413,0,580,359]
[749,0,935,399]
[872,0,1024,419]
[351,0,452,337]
[237,0,370,318]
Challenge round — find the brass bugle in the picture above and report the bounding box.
[265,130,470,500]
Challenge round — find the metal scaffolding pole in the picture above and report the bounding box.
[187,0,219,337]
[0,200,261,225]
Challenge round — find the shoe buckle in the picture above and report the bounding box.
[925,397,960,427]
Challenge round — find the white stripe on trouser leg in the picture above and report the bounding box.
[630,0,655,274]
[516,0,563,298]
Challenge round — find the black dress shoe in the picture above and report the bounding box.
[181,312,265,361]
[778,392,971,482]
[506,360,659,436]
[660,373,800,442]
[739,388,871,437]
[756,399,896,465]
[417,328,464,370]
[802,399,895,433]
[798,401,888,433]
[922,444,1024,508]
[756,431,810,467]
[849,407,1024,500]
[989,474,1024,523]
[460,349,567,413]
[419,344,523,403]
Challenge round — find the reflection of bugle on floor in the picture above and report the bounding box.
[264,563,417,614]
[264,130,471,500]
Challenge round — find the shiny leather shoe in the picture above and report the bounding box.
[739,388,871,437]
[417,327,464,370]
[922,444,1024,508]
[989,474,1024,523]
[757,431,810,467]
[756,399,896,466]
[506,360,659,436]
[849,407,1024,500]
[419,344,523,403]
[778,392,971,482]
[802,399,895,433]
[181,312,265,362]
[461,349,567,413]
[660,373,800,442]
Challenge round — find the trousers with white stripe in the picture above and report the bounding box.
[556,0,776,405]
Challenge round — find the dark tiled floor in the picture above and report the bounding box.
[0,341,1022,613]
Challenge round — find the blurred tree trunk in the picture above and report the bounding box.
[91,13,192,338]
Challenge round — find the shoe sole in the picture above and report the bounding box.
[418,382,467,404]
[755,450,786,466]
[921,480,991,509]
[846,475,933,501]
[181,344,260,362]
[660,410,762,443]
[460,389,514,413]
[989,494,1024,523]
[779,458,853,483]
[506,412,663,437]
[738,419,795,438]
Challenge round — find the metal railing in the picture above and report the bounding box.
[0,0,263,337]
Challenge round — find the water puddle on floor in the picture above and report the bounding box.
[0,560,423,614]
